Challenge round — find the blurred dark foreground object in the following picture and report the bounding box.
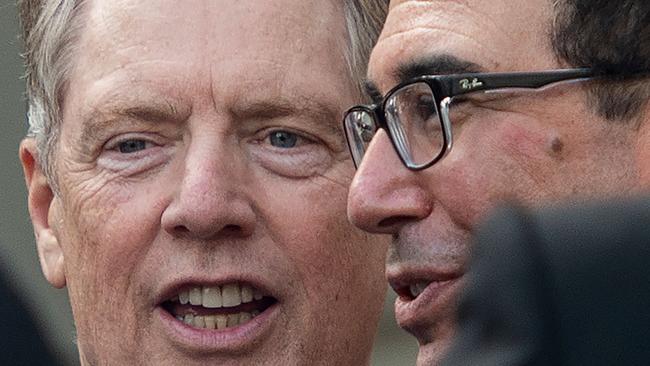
[442,197,650,366]
[0,267,60,366]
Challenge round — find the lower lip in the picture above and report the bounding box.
[156,303,279,352]
[394,278,462,331]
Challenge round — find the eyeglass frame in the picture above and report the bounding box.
[343,67,603,171]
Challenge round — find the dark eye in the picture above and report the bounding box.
[415,94,437,121]
[117,139,148,153]
[269,131,299,148]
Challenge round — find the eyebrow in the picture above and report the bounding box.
[363,80,383,105]
[396,54,485,82]
[231,97,341,131]
[79,100,189,146]
[364,54,485,103]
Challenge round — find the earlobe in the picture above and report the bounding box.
[36,229,66,288]
[19,138,66,288]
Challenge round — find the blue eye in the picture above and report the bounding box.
[118,139,147,153]
[269,131,299,148]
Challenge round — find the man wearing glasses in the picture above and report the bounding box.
[346,0,650,364]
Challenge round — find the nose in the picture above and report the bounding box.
[161,134,256,240]
[347,130,433,234]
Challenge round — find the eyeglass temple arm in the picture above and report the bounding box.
[445,68,594,96]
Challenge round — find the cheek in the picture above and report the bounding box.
[55,187,162,362]
[261,170,379,294]
[439,117,559,224]
[59,181,165,309]
[265,179,386,344]
[270,182,351,269]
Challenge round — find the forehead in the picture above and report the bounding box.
[69,0,348,102]
[83,1,338,50]
[369,0,558,91]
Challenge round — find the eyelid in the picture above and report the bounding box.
[257,127,320,145]
[250,132,333,179]
[465,89,523,102]
[103,132,162,151]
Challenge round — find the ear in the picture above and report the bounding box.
[20,138,66,289]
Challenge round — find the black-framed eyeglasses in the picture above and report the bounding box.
[343,68,602,171]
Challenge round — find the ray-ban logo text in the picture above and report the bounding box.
[460,78,484,90]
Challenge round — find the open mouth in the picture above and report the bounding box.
[161,283,277,330]
[394,281,432,301]
[392,277,460,303]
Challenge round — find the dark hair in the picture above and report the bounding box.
[552,0,650,121]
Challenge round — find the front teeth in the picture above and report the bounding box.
[216,315,227,329]
[202,286,222,308]
[172,283,266,329]
[175,312,257,330]
[409,282,429,298]
[189,287,202,305]
[241,285,253,303]
[177,283,258,308]
[222,284,242,307]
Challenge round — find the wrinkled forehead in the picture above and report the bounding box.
[73,0,347,83]
[369,0,557,92]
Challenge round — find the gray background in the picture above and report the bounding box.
[0,2,417,365]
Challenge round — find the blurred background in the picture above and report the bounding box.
[0,2,417,365]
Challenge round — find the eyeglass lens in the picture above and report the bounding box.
[384,82,445,167]
[344,82,447,169]
[344,109,377,167]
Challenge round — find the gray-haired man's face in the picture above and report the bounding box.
[21,1,388,364]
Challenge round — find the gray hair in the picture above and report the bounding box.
[18,0,388,183]
[19,0,87,185]
[343,0,389,98]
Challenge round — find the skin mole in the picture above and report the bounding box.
[549,136,564,155]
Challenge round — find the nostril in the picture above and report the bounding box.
[161,195,257,239]
[377,216,418,228]
[222,225,245,236]
[174,225,190,234]
[171,224,249,238]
